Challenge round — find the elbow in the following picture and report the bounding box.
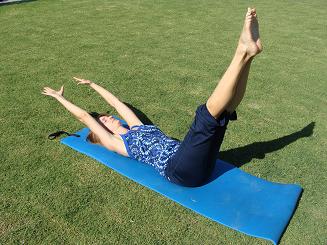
[79,111,90,123]
[111,99,121,109]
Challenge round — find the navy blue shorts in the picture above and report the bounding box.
[164,104,237,187]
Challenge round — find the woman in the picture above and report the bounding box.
[42,8,262,187]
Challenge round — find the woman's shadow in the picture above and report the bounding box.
[122,102,155,125]
[0,0,36,6]
[219,122,315,167]
[204,121,315,183]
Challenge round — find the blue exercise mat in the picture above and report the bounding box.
[61,127,302,244]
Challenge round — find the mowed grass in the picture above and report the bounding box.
[0,0,326,244]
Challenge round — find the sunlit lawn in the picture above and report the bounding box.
[0,0,326,244]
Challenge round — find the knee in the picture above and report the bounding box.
[205,101,222,119]
[205,101,215,116]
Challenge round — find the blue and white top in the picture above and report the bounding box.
[120,125,181,176]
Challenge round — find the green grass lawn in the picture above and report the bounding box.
[1,0,326,244]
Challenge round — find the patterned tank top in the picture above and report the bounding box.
[120,125,181,176]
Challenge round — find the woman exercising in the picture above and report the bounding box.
[42,8,262,187]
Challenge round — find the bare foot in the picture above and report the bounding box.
[238,7,263,57]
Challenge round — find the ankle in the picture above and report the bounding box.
[234,47,252,63]
[236,42,258,60]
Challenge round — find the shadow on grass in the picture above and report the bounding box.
[0,0,36,6]
[219,122,315,167]
[205,122,315,183]
[122,102,154,125]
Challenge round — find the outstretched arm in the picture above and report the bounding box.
[42,86,122,153]
[73,77,143,128]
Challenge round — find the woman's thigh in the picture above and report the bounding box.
[165,104,229,187]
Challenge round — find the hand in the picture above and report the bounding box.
[73,77,93,85]
[42,86,64,98]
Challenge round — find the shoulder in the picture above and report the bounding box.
[101,135,129,157]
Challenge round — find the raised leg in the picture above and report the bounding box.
[225,57,253,113]
[206,8,262,119]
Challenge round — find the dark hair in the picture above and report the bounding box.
[86,112,113,144]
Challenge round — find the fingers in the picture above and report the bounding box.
[73,77,83,84]
[73,77,89,85]
[73,77,83,82]
[73,77,87,83]
[41,88,50,96]
[43,87,53,90]
[41,90,51,96]
[41,86,56,96]
[42,87,52,93]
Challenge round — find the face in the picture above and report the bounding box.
[99,115,123,133]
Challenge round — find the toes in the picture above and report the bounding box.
[251,8,257,17]
[246,14,253,20]
[246,7,257,17]
[246,7,252,16]
[245,7,258,22]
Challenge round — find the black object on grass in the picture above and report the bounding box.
[48,131,80,140]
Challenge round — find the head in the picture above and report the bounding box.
[87,113,123,144]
